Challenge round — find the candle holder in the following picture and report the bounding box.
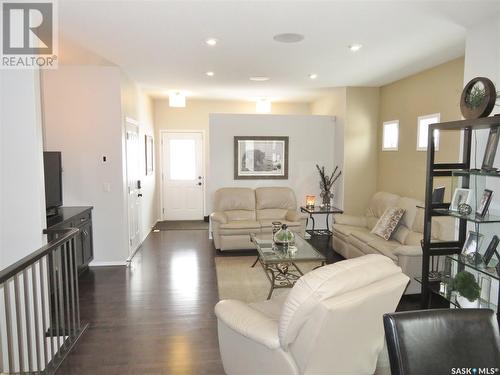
[305,195,316,210]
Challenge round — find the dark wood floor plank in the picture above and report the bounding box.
[56,230,225,375]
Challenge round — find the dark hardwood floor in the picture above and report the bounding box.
[57,229,422,374]
[57,230,224,374]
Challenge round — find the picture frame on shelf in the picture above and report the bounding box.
[450,188,472,212]
[462,230,484,255]
[432,186,445,204]
[481,125,500,171]
[476,189,493,218]
[483,235,499,266]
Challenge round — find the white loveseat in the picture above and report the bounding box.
[211,187,307,251]
[215,254,409,375]
[332,192,452,294]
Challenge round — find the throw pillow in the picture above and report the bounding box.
[371,207,406,241]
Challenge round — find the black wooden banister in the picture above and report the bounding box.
[0,227,88,374]
[0,228,79,284]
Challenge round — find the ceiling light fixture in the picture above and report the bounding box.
[309,73,318,80]
[256,98,271,114]
[206,71,215,77]
[273,33,304,43]
[250,76,270,82]
[169,92,186,108]
[205,38,218,46]
[348,43,363,52]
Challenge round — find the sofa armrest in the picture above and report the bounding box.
[210,211,228,224]
[286,210,308,222]
[334,214,367,228]
[393,245,422,257]
[215,300,280,350]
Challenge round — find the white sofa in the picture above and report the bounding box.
[211,187,307,251]
[215,254,409,375]
[332,192,452,294]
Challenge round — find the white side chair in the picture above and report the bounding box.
[215,254,409,375]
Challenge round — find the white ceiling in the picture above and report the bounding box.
[59,0,500,102]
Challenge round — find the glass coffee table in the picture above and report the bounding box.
[250,233,326,299]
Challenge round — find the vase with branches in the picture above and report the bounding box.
[316,165,342,207]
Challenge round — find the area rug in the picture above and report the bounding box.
[154,220,209,231]
[215,256,320,303]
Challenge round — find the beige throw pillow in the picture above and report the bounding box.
[371,207,406,241]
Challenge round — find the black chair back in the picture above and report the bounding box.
[383,309,500,375]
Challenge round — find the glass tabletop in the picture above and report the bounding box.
[300,206,343,214]
[250,233,326,264]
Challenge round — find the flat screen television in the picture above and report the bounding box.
[43,151,63,215]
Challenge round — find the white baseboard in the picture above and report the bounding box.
[89,261,127,267]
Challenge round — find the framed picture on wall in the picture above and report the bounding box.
[234,136,289,179]
[145,135,154,175]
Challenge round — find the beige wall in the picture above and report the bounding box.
[345,87,380,214]
[378,58,464,201]
[311,88,346,209]
[311,87,379,215]
[153,98,311,133]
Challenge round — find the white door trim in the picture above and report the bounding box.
[159,129,206,221]
[125,118,141,256]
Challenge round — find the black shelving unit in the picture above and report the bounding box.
[421,115,500,314]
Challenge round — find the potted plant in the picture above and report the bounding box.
[449,270,481,308]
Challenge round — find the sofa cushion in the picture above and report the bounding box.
[219,220,261,235]
[371,207,406,240]
[349,231,400,260]
[257,208,288,220]
[366,192,400,219]
[332,224,369,245]
[396,197,423,229]
[256,187,297,210]
[225,210,256,221]
[215,187,256,212]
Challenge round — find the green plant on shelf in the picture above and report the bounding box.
[449,271,481,302]
[465,86,500,108]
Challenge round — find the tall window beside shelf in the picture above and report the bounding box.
[382,120,399,151]
[417,113,440,151]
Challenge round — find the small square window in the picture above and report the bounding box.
[382,120,399,151]
[417,114,440,151]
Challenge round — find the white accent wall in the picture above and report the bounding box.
[208,114,340,219]
[0,70,47,269]
[42,66,129,264]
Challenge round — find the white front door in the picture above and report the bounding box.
[162,132,204,220]
[126,121,141,254]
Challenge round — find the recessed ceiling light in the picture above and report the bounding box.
[250,76,270,82]
[348,43,363,52]
[169,92,186,108]
[206,71,215,77]
[256,98,272,113]
[309,73,318,80]
[205,38,218,46]
[273,33,304,43]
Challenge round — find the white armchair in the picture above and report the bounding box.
[215,254,409,375]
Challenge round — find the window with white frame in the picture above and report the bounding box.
[382,120,399,151]
[417,113,440,151]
